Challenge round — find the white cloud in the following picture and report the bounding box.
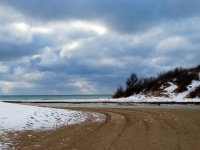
[31,26,52,34]
[73,80,96,94]
[14,67,26,76]
[0,4,51,44]
[98,57,125,68]
[0,63,8,73]
[0,81,35,94]
[131,26,165,46]
[24,72,44,81]
[0,22,52,44]
[0,4,24,23]
[38,47,60,66]
[0,23,31,43]
[156,36,189,51]
[60,41,80,58]
[70,20,107,35]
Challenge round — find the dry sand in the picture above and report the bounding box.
[6,107,200,150]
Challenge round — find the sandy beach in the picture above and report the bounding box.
[4,104,200,150]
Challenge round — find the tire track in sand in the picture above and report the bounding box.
[8,107,200,150]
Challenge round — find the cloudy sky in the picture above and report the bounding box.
[0,0,200,95]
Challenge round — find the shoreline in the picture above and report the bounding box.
[3,100,200,105]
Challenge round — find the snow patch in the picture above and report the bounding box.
[162,82,178,97]
[160,79,200,99]
[0,102,103,149]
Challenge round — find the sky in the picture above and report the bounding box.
[0,0,200,95]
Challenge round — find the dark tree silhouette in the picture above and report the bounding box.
[112,86,124,98]
[126,73,138,90]
[124,73,142,97]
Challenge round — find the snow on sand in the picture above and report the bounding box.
[0,102,104,149]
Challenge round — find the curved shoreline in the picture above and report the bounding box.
[3,100,200,105]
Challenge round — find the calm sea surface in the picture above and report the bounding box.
[0,95,112,101]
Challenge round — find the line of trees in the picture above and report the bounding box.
[112,64,200,98]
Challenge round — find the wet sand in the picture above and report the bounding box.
[6,105,200,150]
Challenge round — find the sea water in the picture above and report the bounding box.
[0,95,112,101]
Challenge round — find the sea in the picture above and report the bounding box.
[0,95,112,101]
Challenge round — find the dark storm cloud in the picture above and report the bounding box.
[1,0,200,33]
[0,41,43,61]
